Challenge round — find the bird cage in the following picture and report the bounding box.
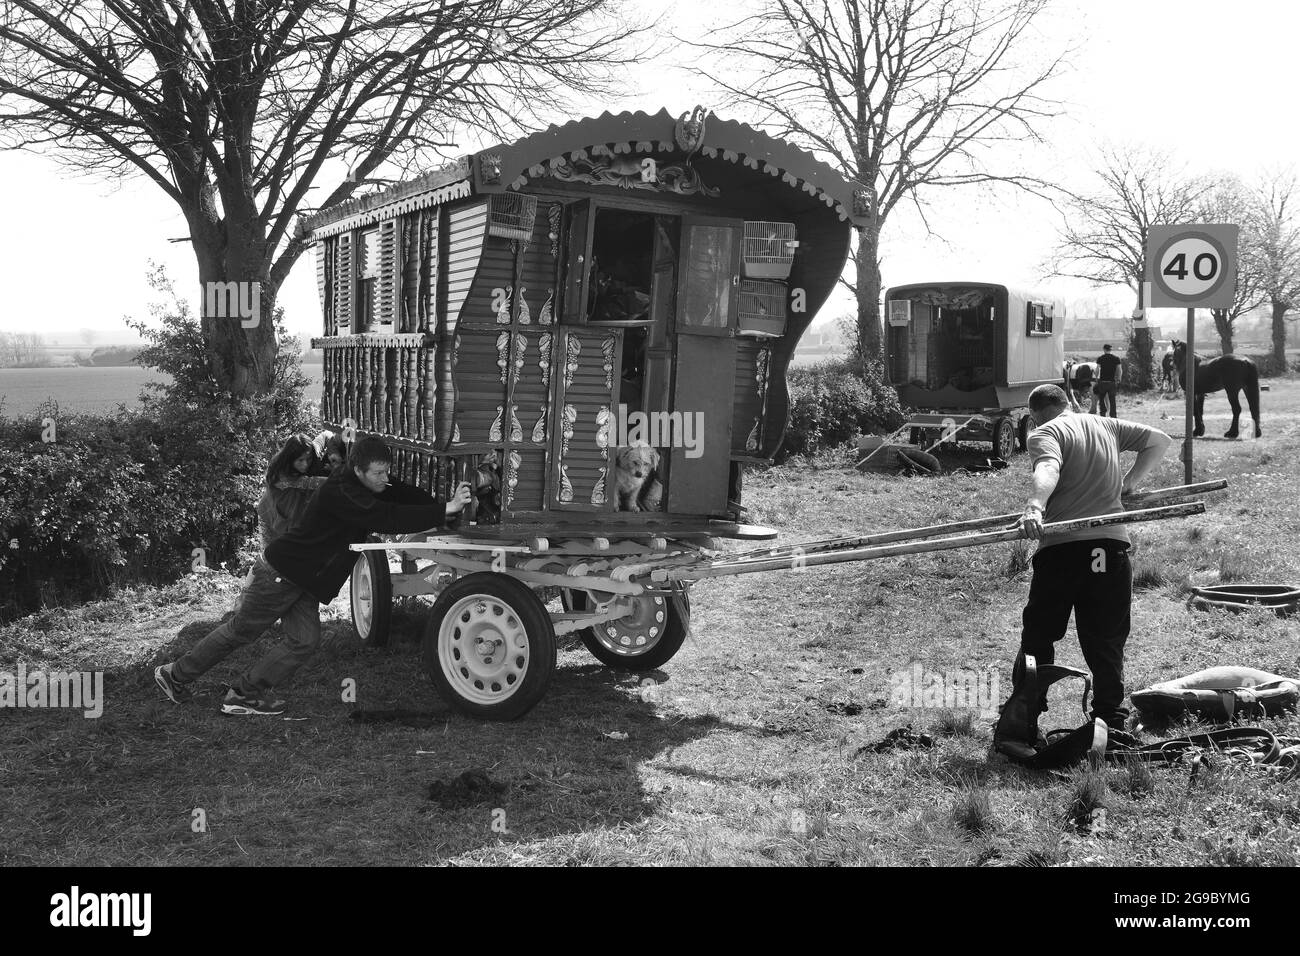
[488,193,539,242]
[738,279,787,338]
[742,221,798,279]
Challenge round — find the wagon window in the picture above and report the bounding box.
[586,209,655,324]
[357,227,381,331]
[679,225,736,330]
[1026,301,1053,336]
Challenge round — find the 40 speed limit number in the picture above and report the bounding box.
[1158,235,1225,298]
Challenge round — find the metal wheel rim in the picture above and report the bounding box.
[439,595,530,704]
[591,593,668,657]
[353,558,374,636]
[997,422,1015,458]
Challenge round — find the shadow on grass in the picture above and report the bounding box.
[0,607,723,865]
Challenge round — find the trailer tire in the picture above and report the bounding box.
[350,550,392,647]
[563,587,691,672]
[1017,414,1031,452]
[993,417,1016,461]
[423,573,555,721]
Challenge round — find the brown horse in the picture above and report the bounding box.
[1170,340,1262,439]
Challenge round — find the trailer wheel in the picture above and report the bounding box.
[1016,414,1031,452]
[563,586,691,672]
[993,417,1016,461]
[350,550,392,647]
[423,573,555,721]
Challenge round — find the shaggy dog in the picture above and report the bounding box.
[614,444,663,512]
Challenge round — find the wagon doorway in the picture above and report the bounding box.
[669,215,741,514]
[889,288,1001,394]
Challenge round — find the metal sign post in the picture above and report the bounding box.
[1144,224,1240,485]
[1184,307,1195,483]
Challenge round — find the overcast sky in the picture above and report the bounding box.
[0,0,1294,345]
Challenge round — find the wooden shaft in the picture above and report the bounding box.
[650,502,1205,582]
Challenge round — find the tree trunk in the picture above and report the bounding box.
[1211,309,1234,354]
[1125,305,1154,390]
[1271,298,1290,372]
[187,214,278,400]
[854,226,883,364]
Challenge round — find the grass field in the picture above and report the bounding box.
[2,379,1298,866]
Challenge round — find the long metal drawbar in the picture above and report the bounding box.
[646,481,1226,583]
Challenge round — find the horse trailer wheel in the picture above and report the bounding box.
[993,418,1016,461]
[563,587,691,672]
[350,551,393,647]
[423,574,555,721]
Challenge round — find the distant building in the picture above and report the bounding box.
[1065,316,1165,355]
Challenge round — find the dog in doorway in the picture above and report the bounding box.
[614,443,663,511]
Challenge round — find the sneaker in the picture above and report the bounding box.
[221,687,287,716]
[154,663,193,704]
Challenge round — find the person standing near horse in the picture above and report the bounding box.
[1013,383,1173,729]
[1093,344,1123,417]
[156,436,473,715]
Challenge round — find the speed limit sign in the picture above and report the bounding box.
[1145,223,1239,309]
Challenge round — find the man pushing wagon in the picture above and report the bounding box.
[156,436,472,715]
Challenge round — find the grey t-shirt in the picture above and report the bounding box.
[1026,413,1160,550]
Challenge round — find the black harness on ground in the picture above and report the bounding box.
[993,654,1300,773]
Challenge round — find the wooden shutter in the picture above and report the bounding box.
[561,200,594,323]
[314,241,331,335]
[335,232,354,331]
[378,217,399,328]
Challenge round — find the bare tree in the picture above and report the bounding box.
[78,327,98,347]
[0,1,646,398]
[1247,167,1300,371]
[1052,146,1213,388]
[687,0,1067,362]
[1197,174,1266,355]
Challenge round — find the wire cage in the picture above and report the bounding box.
[742,221,798,279]
[488,193,539,242]
[738,279,787,338]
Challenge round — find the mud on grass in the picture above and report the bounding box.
[2,379,1299,865]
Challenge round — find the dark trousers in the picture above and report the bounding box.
[172,557,321,695]
[1020,539,1131,725]
[1094,381,1118,417]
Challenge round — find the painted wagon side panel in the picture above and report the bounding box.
[463,235,516,329]
[519,202,561,330]
[551,328,619,511]
[451,331,509,445]
[444,201,489,334]
[732,340,770,454]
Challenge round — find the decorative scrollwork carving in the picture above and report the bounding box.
[546,155,719,199]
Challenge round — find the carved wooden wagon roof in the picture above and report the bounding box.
[298,108,869,239]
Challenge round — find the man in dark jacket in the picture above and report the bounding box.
[1093,344,1124,417]
[155,436,472,715]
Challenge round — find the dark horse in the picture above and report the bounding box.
[1170,340,1262,439]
